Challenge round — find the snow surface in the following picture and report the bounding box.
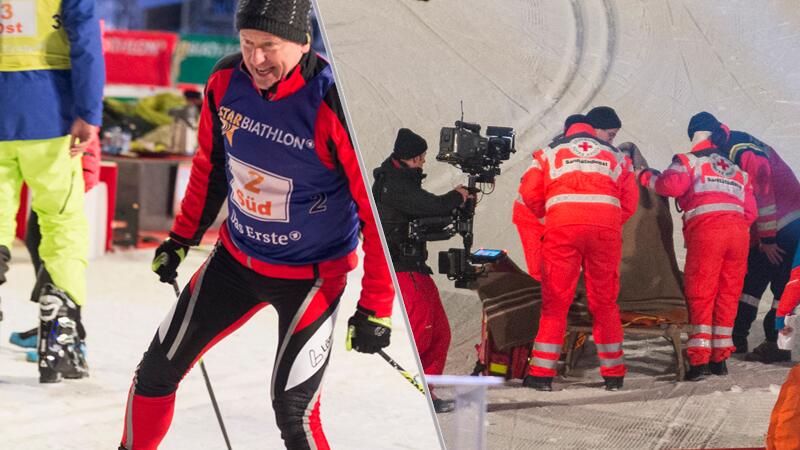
[0,243,441,450]
[317,0,800,448]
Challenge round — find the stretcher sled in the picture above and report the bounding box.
[473,142,689,380]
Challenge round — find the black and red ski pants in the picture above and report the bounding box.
[120,244,346,450]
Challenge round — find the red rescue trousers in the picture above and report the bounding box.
[684,220,750,366]
[530,225,625,378]
[397,272,451,376]
[514,221,544,281]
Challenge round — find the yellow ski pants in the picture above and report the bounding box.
[0,136,87,305]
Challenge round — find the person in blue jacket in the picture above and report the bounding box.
[0,0,104,383]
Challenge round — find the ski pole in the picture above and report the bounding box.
[171,281,233,450]
[377,349,426,395]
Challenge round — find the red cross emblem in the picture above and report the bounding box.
[578,142,593,153]
[710,155,736,177]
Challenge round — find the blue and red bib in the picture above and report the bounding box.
[219,65,359,265]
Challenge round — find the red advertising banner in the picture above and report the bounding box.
[103,30,179,86]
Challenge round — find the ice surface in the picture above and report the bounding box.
[0,243,441,449]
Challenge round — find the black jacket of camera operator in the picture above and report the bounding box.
[372,157,464,274]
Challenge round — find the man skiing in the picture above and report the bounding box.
[520,111,638,392]
[372,128,467,413]
[119,1,394,448]
[0,0,103,382]
[639,112,756,380]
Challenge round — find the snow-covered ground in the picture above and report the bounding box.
[317,0,800,448]
[0,243,441,450]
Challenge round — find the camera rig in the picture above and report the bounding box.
[408,118,515,289]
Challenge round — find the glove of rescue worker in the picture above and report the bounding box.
[776,315,787,332]
[0,245,9,285]
[151,238,189,283]
[346,306,391,354]
[636,168,660,187]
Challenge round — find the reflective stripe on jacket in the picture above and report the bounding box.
[641,140,756,232]
[518,123,638,231]
[727,130,800,243]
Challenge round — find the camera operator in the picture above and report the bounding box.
[372,128,468,413]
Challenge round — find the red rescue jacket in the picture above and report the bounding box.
[640,139,756,234]
[518,123,638,231]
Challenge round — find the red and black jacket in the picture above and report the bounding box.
[170,52,393,317]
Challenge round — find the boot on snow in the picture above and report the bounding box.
[744,341,791,364]
[10,327,38,349]
[523,375,553,391]
[709,360,728,376]
[685,364,709,381]
[603,376,624,391]
[37,284,89,383]
[432,398,455,414]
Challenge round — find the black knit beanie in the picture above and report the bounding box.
[587,106,622,130]
[563,114,590,132]
[393,128,428,160]
[687,111,721,140]
[236,0,311,44]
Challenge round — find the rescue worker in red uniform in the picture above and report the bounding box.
[639,112,757,381]
[513,115,588,281]
[520,110,638,392]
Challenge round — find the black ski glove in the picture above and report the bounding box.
[0,245,10,285]
[346,307,391,354]
[151,238,189,283]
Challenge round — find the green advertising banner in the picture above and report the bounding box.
[175,34,240,85]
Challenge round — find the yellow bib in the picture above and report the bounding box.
[0,0,71,71]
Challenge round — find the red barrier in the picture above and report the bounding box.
[103,30,179,86]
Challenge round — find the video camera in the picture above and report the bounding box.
[408,117,515,289]
[437,121,515,183]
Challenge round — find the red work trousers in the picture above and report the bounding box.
[530,225,625,378]
[515,221,544,281]
[684,220,750,365]
[397,272,451,376]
